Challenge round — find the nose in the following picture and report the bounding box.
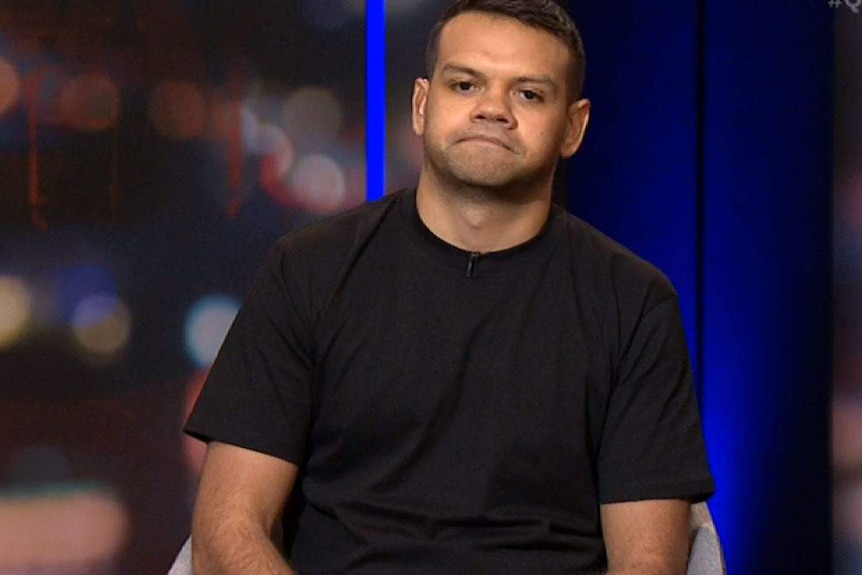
[470,87,516,128]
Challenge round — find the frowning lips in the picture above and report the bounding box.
[455,132,517,152]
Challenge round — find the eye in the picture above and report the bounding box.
[451,80,476,93]
[519,89,544,102]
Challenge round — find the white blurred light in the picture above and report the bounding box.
[289,154,347,214]
[0,276,33,349]
[148,81,208,140]
[60,73,121,132]
[283,87,343,151]
[0,58,21,117]
[0,486,129,569]
[70,295,132,361]
[184,295,240,368]
[252,122,290,157]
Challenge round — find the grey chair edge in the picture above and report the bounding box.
[166,502,726,575]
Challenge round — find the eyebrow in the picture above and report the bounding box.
[440,63,560,94]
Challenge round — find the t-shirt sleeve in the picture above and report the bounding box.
[597,295,715,504]
[184,239,313,466]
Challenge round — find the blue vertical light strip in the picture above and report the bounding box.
[365,0,386,201]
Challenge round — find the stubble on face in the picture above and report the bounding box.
[414,12,576,203]
[426,129,526,193]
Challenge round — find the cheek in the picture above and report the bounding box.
[530,118,567,149]
[523,125,558,154]
[424,106,460,141]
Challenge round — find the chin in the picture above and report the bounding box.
[448,163,521,189]
[450,172,517,190]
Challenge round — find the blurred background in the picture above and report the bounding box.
[0,1,369,572]
[835,6,862,574]
[0,0,846,573]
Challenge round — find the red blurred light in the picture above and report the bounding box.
[0,58,21,118]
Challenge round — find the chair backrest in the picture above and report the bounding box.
[167,537,193,575]
[687,501,727,575]
[167,502,726,575]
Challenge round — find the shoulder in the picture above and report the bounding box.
[255,191,402,317]
[560,212,678,314]
[274,192,400,261]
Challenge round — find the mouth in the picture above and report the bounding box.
[458,135,513,151]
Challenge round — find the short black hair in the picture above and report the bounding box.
[425,0,586,101]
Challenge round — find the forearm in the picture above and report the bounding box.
[190,443,301,575]
[192,519,296,575]
[601,499,689,575]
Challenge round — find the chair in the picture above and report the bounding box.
[167,502,726,574]
[167,537,192,575]
[687,501,727,575]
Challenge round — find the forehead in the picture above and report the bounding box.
[435,12,570,80]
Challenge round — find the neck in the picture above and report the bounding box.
[415,171,553,253]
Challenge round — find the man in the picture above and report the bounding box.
[185,1,715,574]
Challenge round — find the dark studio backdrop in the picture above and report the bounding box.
[0,0,839,573]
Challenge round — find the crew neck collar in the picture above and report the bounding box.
[396,188,564,277]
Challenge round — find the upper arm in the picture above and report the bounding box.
[600,498,690,575]
[598,295,714,504]
[193,441,300,539]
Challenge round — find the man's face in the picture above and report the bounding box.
[412,12,590,195]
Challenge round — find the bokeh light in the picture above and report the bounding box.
[0,58,21,117]
[184,295,240,368]
[0,275,33,349]
[283,86,343,152]
[0,2,368,573]
[250,122,292,158]
[56,264,117,323]
[148,80,209,140]
[258,124,296,200]
[239,104,260,149]
[59,73,121,132]
[835,395,862,471]
[837,482,862,546]
[211,99,255,146]
[26,66,66,124]
[842,170,862,236]
[70,295,132,362]
[289,154,347,214]
[0,486,129,570]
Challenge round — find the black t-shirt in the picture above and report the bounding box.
[186,188,715,574]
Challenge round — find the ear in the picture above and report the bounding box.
[412,78,430,136]
[560,98,591,159]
